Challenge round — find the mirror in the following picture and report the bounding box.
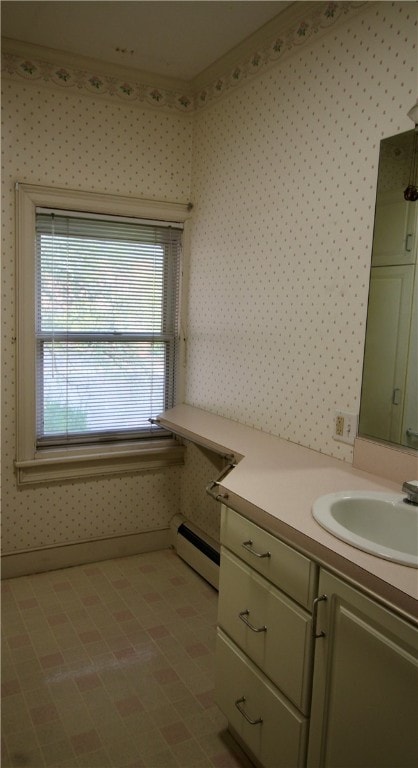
[359,130,417,451]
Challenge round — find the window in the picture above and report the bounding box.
[16,184,189,483]
[36,210,182,446]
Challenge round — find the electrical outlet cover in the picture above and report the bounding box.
[333,411,357,445]
[335,415,344,436]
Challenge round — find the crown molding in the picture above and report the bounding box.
[1,37,191,93]
[1,2,368,113]
[1,37,194,113]
[191,0,308,91]
[192,0,367,109]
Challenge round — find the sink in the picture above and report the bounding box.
[312,491,418,568]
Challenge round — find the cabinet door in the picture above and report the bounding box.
[308,571,418,768]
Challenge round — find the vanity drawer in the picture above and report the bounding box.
[221,506,317,609]
[216,629,308,768]
[218,548,313,714]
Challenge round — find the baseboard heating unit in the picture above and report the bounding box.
[170,514,220,590]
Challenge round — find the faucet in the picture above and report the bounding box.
[402,480,418,505]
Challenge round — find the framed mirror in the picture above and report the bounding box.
[359,130,417,451]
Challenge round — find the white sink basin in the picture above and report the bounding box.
[312,491,418,568]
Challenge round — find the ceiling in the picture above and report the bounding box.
[1,1,293,82]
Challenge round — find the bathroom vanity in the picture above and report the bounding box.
[158,404,418,768]
[217,506,417,768]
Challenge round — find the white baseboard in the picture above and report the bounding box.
[1,529,171,579]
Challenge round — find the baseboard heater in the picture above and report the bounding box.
[170,514,220,590]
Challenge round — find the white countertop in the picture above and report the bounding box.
[159,405,418,620]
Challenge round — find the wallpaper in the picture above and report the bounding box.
[2,1,416,557]
[180,443,225,543]
[1,80,192,554]
[186,1,417,463]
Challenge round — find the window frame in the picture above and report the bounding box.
[15,183,190,485]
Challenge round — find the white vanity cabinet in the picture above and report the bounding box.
[216,506,318,767]
[307,569,418,768]
[216,506,418,768]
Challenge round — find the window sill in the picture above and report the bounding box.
[15,438,185,485]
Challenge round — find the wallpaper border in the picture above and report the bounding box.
[1,1,367,113]
[1,49,195,112]
[194,0,367,109]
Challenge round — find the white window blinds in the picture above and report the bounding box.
[35,210,182,447]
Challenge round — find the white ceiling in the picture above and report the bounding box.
[1,0,293,81]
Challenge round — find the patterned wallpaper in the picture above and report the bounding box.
[180,443,225,542]
[1,80,192,554]
[186,1,417,464]
[2,1,417,555]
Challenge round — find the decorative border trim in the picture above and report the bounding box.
[1,2,366,112]
[195,1,366,109]
[1,51,194,111]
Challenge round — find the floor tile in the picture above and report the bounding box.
[1,550,252,768]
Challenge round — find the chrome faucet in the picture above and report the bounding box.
[402,480,418,505]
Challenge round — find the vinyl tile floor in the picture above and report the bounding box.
[1,549,254,768]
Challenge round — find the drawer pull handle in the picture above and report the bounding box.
[239,610,267,633]
[242,540,271,559]
[312,594,327,639]
[235,697,263,725]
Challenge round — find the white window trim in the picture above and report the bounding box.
[15,183,191,485]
